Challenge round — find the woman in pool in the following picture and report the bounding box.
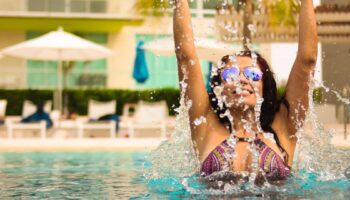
[173,0,317,184]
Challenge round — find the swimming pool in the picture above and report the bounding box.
[0,152,349,199]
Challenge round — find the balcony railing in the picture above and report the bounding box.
[0,0,137,19]
[0,0,218,19]
[216,10,350,43]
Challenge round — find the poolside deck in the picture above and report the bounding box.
[0,138,165,152]
[0,122,348,152]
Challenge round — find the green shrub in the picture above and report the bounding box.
[277,86,286,100]
[313,87,323,104]
[0,87,322,116]
[0,89,180,116]
[66,88,180,115]
[0,89,52,115]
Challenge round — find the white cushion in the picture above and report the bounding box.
[88,100,116,120]
[134,101,168,123]
[22,100,52,118]
[0,100,7,117]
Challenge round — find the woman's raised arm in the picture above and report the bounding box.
[173,0,210,137]
[273,0,318,140]
[285,0,318,131]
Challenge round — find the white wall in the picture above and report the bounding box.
[270,43,322,86]
[0,31,26,89]
[313,0,321,6]
[0,0,23,11]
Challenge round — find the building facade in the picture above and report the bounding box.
[2,0,346,92]
[0,0,224,90]
[320,0,350,105]
[0,0,141,89]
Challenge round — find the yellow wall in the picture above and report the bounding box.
[0,31,26,88]
[0,0,22,11]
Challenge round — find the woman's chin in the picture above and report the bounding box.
[227,100,256,110]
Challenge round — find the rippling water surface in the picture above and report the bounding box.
[0,152,349,199]
[0,152,149,199]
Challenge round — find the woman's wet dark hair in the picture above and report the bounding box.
[208,50,287,156]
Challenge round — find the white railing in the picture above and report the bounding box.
[216,12,350,43]
[0,0,136,18]
[0,0,217,19]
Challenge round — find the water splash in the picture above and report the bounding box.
[194,116,207,126]
[145,39,349,198]
[144,68,199,181]
[295,76,350,181]
[317,81,350,105]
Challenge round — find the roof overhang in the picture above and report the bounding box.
[0,13,144,32]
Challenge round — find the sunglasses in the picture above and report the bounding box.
[221,66,263,82]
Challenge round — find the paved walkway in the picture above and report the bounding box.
[0,138,165,152]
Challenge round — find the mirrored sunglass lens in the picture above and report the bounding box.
[244,67,262,81]
[221,67,239,81]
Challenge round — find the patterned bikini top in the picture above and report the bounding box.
[200,135,291,182]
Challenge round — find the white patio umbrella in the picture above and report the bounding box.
[142,37,240,62]
[1,27,113,113]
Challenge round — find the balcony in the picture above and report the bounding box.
[0,0,143,32]
[216,5,350,43]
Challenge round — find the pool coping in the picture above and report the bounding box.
[0,138,166,152]
[0,136,348,152]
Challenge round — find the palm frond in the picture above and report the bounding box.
[263,0,300,27]
[133,0,171,17]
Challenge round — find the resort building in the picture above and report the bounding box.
[319,0,350,105]
[0,0,298,91]
[0,0,218,90]
[0,0,348,94]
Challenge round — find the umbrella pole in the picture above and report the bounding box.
[57,60,63,115]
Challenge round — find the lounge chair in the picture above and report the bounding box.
[77,100,117,138]
[127,101,168,138]
[6,100,52,139]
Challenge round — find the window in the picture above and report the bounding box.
[28,0,65,12]
[27,0,46,11]
[135,34,210,89]
[70,0,106,13]
[70,0,86,13]
[26,32,108,89]
[90,0,106,13]
[27,0,107,13]
[48,0,65,12]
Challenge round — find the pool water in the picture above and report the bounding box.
[0,152,148,199]
[0,152,349,199]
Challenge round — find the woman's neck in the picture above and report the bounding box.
[229,107,259,137]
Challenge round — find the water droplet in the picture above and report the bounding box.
[194,116,207,126]
[189,59,196,66]
[213,86,223,96]
[248,24,257,33]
